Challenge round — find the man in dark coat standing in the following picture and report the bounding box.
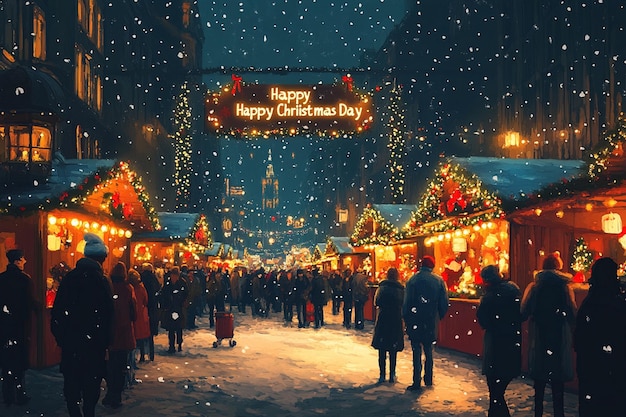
[351,268,370,330]
[51,233,114,417]
[0,248,36,406]
[574,257,626,417]
[402,256,449,391]
[477,265,522,417]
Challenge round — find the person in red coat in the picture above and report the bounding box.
[102,262,136,409]
[129,269,151,363]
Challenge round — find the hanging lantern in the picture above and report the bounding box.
[602,213,622,234]
[47,234,61,251]
[452,237,467,253]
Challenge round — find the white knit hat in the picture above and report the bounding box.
[83,233,109,258]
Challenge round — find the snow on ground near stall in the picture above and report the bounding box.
[8,306,577,417]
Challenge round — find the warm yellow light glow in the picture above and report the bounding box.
[70,218,80,227]
[605,198,618,208]
[585,203,594,212]
[101,225,108,233]
[534,208,542,216]
[556,210,564,218]
[48,215,57,225]
[125,230,132,238]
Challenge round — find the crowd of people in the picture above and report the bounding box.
[372,251,626,417]
[1,233,625,416]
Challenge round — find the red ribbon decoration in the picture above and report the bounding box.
[231,74,242,96]
[342,74,353,92]
[446,189,467,213]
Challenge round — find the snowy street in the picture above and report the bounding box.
[6,305,578,417]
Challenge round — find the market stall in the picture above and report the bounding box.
[350,204,417,283]
[0,159,160,367]
[405,157,587,356]
[131,212,211,268]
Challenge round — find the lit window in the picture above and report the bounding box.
[503,131,520,148]
[182,2,191,28]
[33,6,46,60]
[6,125,52,162]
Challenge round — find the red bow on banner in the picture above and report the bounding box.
[231,74,242,96]
[342,74,353,92]
[446,189,467,213]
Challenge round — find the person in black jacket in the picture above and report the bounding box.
[160,266,188,353]
[51,233,114,417]
[0,249,36,406]
[310,269,329,329]
[330,270,343,315]
[278,270,295,324]
[293,269,311,328]
[342,268,354,329]
[476,265,522,417]
[574,257,626,417]
[371,267,404,384]
[140,263,161,362]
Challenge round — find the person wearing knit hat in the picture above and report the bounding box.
[51,233,114,417]
[83,233,109,260]
[402,255,449,391]
[477,265,522,416]
[0,248,36,406]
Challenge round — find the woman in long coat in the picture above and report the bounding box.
[103,262,136,408]
[371,267,404,383]
[129,269,151,363]
[521,253,576,417]
[476,265,522,417]
[574,257,626,417]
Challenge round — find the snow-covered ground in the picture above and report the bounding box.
[7,305,577,416]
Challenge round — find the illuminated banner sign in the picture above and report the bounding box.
[205,83,373,137]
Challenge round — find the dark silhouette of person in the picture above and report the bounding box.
[477,265,522,417]
[521,252,577,417]
[0,249,36,406]
[51,233,114,417]
[402,256,449,391]
[574,257,626,417]
[371,267,404,384]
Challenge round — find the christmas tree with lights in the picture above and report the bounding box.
[387,82,406,203]
[173,81,193,210]
[571,237,593,282]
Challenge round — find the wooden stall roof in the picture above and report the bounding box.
[133,212,211,245]
[0,158,160,232]
[325,236,367,257]
[205,242,224,258]
[312,242,326,261]
[350,204,415,246]
[404,157,586,236]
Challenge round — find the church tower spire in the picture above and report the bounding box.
[262,149,278,210]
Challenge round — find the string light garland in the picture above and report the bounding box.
[173,81,193,209]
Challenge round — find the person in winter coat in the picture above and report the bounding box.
[0,249,36,406]
[293,269,311,328]
[476,265,522,417]
[183,265,200,329]
[371,267,404,384]
[351,269,370,330]
[310,269,329,328]
[252,269,268,317]
[51,233,114,417]
[330,270,343,315]
[521,252,577,417]
[342,268,354,329]
[278,270,295,324]
[242,270,254,314]
[160,266,188,353]
[230,268,242,312]
[102,262,136,409]
[402,256,449,391]
[140,263,161,361]
[129,269,151,363]
[205,271,222,326]
[574,257,626,417]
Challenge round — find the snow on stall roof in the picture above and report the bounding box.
[328,236,366,254]
[371,204,415,228]
[134,212,200,241]
[205,242,223,257]
[450,156,587,200]
[0,158,117,205]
